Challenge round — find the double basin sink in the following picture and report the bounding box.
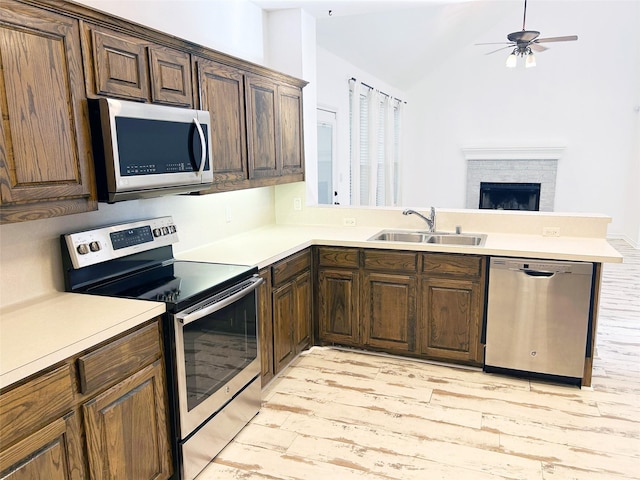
[368,230,487,246]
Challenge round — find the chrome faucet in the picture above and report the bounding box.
[403,207,436,232]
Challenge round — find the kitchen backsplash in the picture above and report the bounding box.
[0,187,275,309]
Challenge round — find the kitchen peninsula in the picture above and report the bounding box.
[177,206,622,388]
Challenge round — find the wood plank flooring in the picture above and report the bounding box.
[199,240,640,480]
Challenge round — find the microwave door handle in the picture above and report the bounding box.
[193,117,206,175]
[176,277,263,326]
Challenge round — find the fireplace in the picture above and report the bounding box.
[463,146,564,211]
[479,182,541,211]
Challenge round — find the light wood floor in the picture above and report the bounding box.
[200,240,640,480]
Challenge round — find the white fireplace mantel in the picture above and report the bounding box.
[462,146,565,161]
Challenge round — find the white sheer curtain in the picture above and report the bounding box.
[349,78,403,207]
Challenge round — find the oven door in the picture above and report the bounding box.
[173,276,262,437]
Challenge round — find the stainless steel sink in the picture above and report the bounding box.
[425,234,486,246]
[368,230,486,246]
[369,231,430,243]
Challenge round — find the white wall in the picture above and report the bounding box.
[0,0,276,308]
[265,9,319,206]
[315,46,408,206]
[75,0,265,64]
[402,1,639,243]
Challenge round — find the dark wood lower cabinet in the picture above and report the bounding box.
[258,268,274,387]
[362,272,417,353]
[273,281,297,373]
[82,360,171,480]
[317,268,360,346]
[314,247,486,366]
[260,250,312,385]
[0,411,85,480]
[293,270,312,353]
[421,278,482,363]
[0,319,172,480]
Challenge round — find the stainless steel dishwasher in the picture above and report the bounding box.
[484,257,594,383]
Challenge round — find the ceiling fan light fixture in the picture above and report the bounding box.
[525,50,536,68]
[506,50,518,68]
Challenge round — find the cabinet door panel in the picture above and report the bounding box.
[0,412,84,480]
[279,85,304,174]
[257,268,274,387]
[83,360,171,480]
[90,28,149,100]
[246,75,279,178]
[293,271,312,354]
[422,278,481,362]
[272,284,295,373]
[318,269,360,345]
[197,59,248,184]
[149,47,192,107]
[0,2,95,220]
[363,273,416,352]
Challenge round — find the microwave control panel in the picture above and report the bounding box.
[64,216,178,269]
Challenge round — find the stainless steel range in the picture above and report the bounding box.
[61,217,262,479]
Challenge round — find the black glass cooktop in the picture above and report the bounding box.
[85,260,256,310]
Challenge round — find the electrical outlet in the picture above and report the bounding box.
[293,197,302,211]
[343,217,357,227]
[542,226,560,237]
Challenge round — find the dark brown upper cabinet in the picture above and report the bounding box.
[196,58,248,185]
[0,0,97,224]
[83,25,193,107]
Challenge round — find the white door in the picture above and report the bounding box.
[317,108,339,205]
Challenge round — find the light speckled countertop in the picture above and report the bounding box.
[0,293,165,389]
[177,225,623,268]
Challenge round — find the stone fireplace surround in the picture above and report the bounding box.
[463,146,564,212]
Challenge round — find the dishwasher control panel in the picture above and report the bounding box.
[490,257,592,275]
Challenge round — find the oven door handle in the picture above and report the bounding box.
[175,277,263,326]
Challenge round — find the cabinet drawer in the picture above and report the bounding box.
[0,364,74,447]
[422,254,483,278]
[272,249,311,286]
[77,322,161,395]
[318,247,359,269]
[364,250,417,273]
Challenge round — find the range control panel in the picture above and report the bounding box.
[64,216,178,269]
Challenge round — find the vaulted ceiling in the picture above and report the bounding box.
[251,0,590,90]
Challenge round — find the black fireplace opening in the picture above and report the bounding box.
[479,182,541,211]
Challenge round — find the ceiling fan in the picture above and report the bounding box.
[476,0,578,68]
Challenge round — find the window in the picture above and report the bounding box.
[349,79,403,206]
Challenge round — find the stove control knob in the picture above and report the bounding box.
[89,241,101,252]
[153,228,162,237]
[169,225,177,233]
[162,227,169,235]
[77,243,89,255]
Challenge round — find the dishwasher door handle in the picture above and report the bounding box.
[520,269,556,278]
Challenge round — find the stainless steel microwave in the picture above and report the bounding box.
[89,98,213,203]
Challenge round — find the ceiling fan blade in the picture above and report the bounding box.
[485,45,515,55]
[535,35,578,43]
[530,43,548,52]
[475,42,514,46]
